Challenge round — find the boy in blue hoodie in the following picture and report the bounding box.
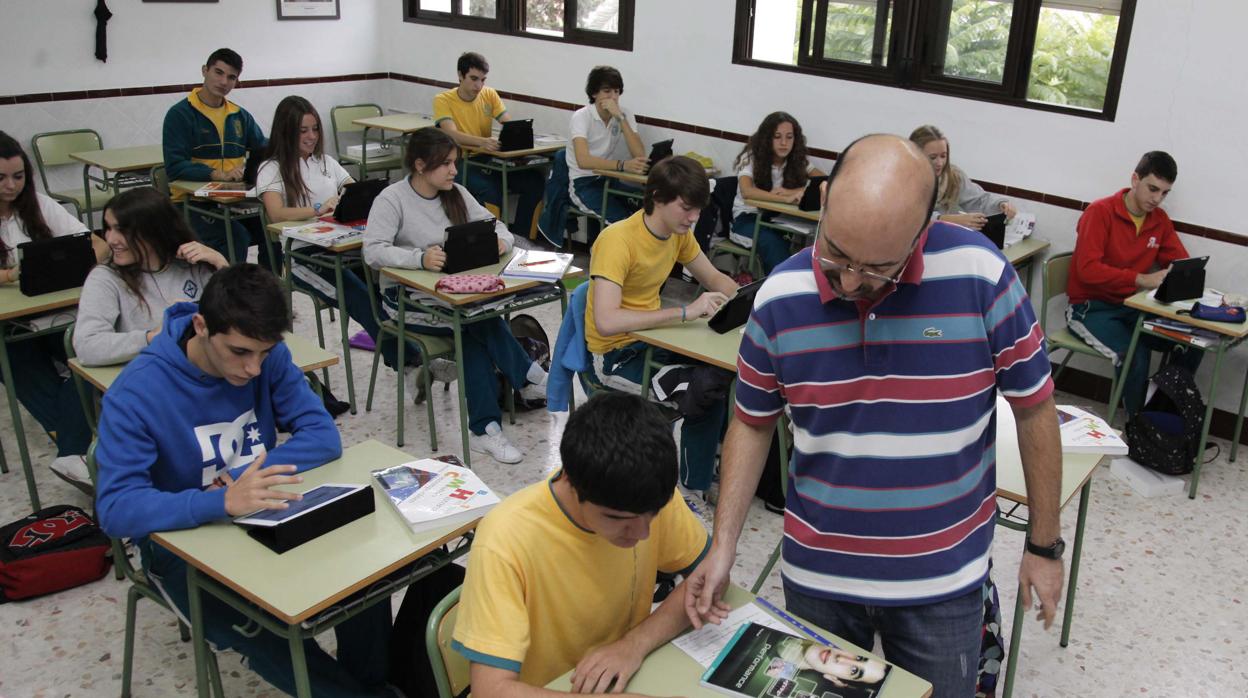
[95,264,392,697]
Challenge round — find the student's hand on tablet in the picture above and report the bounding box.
[1001,201,1018,220]
[942,212,988,230]
[623,157,649,175]
[1136,268,1169,289]
[497,237,508,255]
[482,137,502,152]
[320,195,340,216]
[689,291,729,319]
[178,241,229,270]
[1,267,17,284]
[220,452,304,517]
[422,245,447,271]
[571,638,645,694]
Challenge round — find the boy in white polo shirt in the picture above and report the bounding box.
[565,66,650,225]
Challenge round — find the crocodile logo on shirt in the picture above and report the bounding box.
[923,327,943,338]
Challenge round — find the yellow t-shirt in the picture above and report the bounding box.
[451,473,709,687]
[585,211,703,354]
[433,86,506,139]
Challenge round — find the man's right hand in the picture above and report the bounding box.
[687,291,729,320]
[220,452,304,516]
[684,544,735,629]
[623,157,649,175]
[1137,268,1169,289]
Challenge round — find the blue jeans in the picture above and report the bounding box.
[571,175,641,225]
[784,581,983,698]
[592,342,727,490]
[3,331,91,456]
[732,213,792,276]
[461,156,545,238]
[1067,300,1203,414]
[142,540,392,697]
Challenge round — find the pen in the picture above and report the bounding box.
[753,597,834,647]
[519,259,556,267]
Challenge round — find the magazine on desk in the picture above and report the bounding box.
[371,457,499,533]
[1056,404,1128,455]
[702,622,891,698]
[281,221,364,248]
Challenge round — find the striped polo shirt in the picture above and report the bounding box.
[735,222,1053,606]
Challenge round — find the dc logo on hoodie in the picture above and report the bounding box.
[194,409,267,482]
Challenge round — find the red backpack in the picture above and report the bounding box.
[0,505,111,603]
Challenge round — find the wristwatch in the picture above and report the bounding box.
[1026,536,1066,560]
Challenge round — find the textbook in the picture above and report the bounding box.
[702,622,891,698]
[281,221,364,248]
[370,457,499,533]
[500,249,573,282]
[1056,404,1129,455]
[193,182,251,198]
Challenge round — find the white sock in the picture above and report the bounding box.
[527,362,547,386]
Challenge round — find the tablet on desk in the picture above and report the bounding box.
[234,483,367,527]
[708,279,764,334]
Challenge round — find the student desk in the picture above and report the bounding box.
[740,198,820,278]
[170,180,269,268]
[590,168,647,221]
[460,141,566,230]
[628,317,742,380]
[267,219,366,413]
[994,404,1103,698]
[150,439,478,698]
[350,113,435,179]
[69,144,163,229]
[1003,237,1050,295]
[68,332,339,427]
[1104,290,1248,497]
[0,284,81,510]
[546,584,933,697]
[381,253,583,465]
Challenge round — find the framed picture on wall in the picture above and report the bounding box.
[276,0,340,20]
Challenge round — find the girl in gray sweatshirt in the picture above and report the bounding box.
[74,187,227,366]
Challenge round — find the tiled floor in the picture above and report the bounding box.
[1,265,1246,697]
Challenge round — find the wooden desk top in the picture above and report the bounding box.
[463,141,566,159]
[351,113,436,133]
[994,395,1102,508]
[381,250,583,306]
[69,144,163,172]
[627,318,744,372]
[69,333,339,393]
[747,198,820,222]
[1003,237,1050,267]
[266,219,364,253]
[152,440,479,624]
[1124,290,1248,339]
[0,284,80,322]
[547,585,932,697]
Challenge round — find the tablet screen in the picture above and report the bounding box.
[233,483,365,527]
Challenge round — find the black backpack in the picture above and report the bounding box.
[1125,365,1205,476]
[499,314,550,411]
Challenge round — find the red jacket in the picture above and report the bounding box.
[1067,189,1188,305]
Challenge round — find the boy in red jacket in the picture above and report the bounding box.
[1066,151,1200,415]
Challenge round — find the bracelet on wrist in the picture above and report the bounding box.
[680,306,687,323]
[617,159,623,172]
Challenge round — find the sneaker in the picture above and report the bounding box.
[519,381,547,404]
[50,455,94,497]
[470,421,523,464]
[320,387,350,418]
[429,358,458,384]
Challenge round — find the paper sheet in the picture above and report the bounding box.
[671,601,792,668]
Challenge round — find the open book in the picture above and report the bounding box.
[281,221,364,248]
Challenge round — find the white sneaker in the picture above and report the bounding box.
[470,421,523,464]
[429,358,458,384]
[519,381,547,403]
[50,455,94,496]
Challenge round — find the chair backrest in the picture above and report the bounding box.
[85,441,143,585]
[149,164,170,196]
[331,104,384,157]
[31,129,103,192]
[425,586,470,698]
[1040,251,1073,337]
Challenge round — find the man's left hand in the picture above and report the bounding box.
[570,637,645,693]
[1018,552,1065,629]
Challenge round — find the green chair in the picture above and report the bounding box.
[426,586,470,698]
[331,104,404,181]
[1041,251,1119,406]
[61,321,101,439]
[84,442,225,698]
[31,129,115,228]
[149,164,171,196]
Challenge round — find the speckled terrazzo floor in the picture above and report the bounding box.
[1,256,1246,697]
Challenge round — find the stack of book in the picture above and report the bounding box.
[1142,316,1217,348]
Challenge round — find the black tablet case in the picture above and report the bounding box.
[244,486,375,554]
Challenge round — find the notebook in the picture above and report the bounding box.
[17,232,96,297]
[441,219,500,274]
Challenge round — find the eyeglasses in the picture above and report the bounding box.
[813,208,919,286]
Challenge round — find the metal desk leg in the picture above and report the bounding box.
[222,205,238,264]
[749,216,763,279]
[454,311,471,466]
[639,345,655,401]
[396,291,407,447]
[600,178,611,221]
[500,162,511,226]
[1105,314,1144,425]
[1189,343,1226,498]
[80,164,95,230]
[1002,580,1028,698]
[288,624,312,698]
[1061,479,1091,647]
[360,127,371,181]
[1230,365,1248,463]
[0,325,40,510]
[332,256,357,413]
[188,566,210,698]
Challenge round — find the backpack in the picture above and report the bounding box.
[501,314,551,411]
[0,505,111,603]
[1125,365,1206,476]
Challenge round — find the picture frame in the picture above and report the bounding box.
[276,0,340,20]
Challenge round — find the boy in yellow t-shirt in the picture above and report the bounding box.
[586,156,739,495]
[434,51,545,237]
[452,393,728,695]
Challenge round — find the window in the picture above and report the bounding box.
[735,0,1135,119]
[405,0,633,51]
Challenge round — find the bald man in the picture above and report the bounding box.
[685,135,1065,697]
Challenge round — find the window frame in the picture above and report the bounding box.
[733,0,1136,120]
[404,0,635,52]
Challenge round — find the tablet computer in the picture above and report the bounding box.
[648,139,674,167]
[981,213,1007,249]
[233,483,367,527]
[708,279,765,334]
[1154,256,1209,303]
[442,218,499,274]
[18,232,97,297]
[797,176,828,211]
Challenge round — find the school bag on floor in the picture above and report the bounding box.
[0,505,111,603]
[1125,365,1206,476]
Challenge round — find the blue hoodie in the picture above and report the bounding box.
[96,303,342,540]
